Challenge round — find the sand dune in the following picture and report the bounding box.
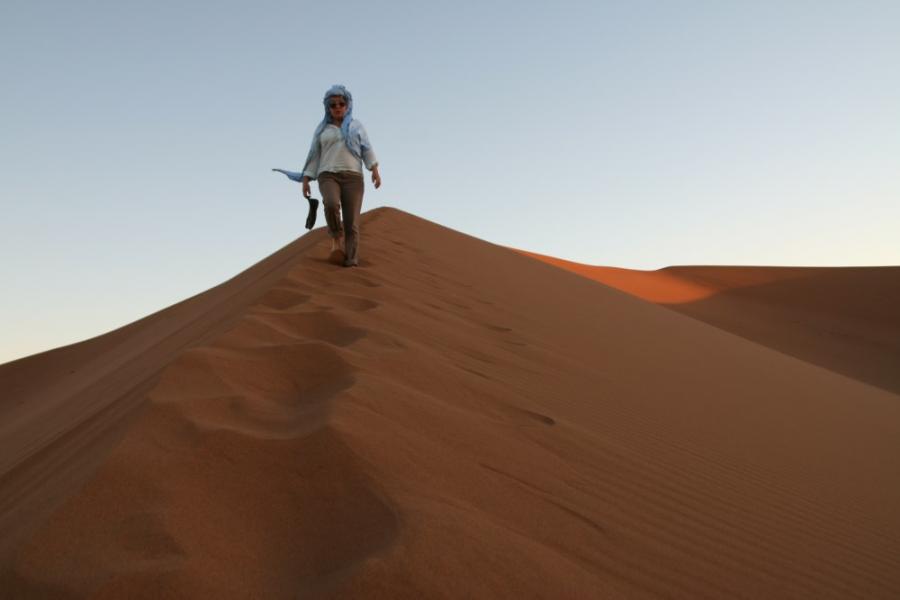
[520,252,900,396]
[2,208,899,598]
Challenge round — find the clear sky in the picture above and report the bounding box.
[2,1,898,364]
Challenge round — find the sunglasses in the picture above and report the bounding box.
[329,101,347,109]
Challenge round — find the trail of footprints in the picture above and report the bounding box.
[124,271,405,591]
[150,269,396,439]
[152,256,555,458]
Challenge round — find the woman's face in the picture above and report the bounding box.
[328,95,348,122]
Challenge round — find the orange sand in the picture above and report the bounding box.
[2,209,899,598]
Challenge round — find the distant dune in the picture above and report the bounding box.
[519,252,900,396]
[2,208,899,598]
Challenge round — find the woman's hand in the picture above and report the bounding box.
[302,178,312,199]
[371,166,382,189]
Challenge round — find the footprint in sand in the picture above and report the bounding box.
[318,294,379,312]
[118,511,184,559]
[456,364,494,380]
[150,342,355,439]
[213,317,299,349]
[255,287,312,311]
[340,273,381,288]
[248,311,367,347]
[510,406,556,426]
[443,299,472,310]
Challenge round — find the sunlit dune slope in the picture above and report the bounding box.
[520,251,900,396]
[2,209,899,599]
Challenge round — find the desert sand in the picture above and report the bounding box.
[1,208,898,598]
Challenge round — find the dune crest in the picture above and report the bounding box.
[2,208,900,598]
[516,252,819,303]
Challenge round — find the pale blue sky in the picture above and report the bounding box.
[2,1,898,363]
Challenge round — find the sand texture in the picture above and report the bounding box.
[2,208,899,598]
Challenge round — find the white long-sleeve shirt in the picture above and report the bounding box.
[303,124,378,179]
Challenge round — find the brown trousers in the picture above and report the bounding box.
[317,171,364,264]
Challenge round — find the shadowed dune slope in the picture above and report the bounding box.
[2,208,900,598]
[520,251,900,396]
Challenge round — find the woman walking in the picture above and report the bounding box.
[301,84,381,267]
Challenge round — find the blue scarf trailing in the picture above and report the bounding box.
[272,168,305,182]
